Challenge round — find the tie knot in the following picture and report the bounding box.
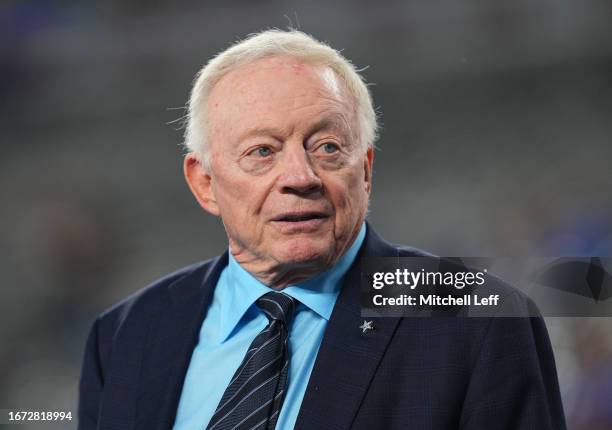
[256,291,297,326]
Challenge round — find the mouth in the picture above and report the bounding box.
[271,211,330,232]
[272,212,329,222]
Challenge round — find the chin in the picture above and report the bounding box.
[274,237,333,266]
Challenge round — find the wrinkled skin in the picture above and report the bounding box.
[184,55,373,289]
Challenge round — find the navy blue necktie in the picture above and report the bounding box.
[206,291,297,430]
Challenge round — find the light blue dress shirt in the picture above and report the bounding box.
[173,223,366,430]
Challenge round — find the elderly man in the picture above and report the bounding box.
[78,30,566,430]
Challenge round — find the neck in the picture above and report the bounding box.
[230,246,333,290]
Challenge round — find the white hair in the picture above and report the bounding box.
[183,29,379,169]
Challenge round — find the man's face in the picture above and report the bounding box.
[189,56,373,273]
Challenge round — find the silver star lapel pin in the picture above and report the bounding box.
[359,320,374,334]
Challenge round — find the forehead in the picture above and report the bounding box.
[206,56,354,141]
[213,55,344,101]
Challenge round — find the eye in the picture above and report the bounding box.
[320,142,339,154]
[250,146,272,158]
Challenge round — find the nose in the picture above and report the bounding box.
[277,145,323,195]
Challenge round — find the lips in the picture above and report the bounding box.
[272,211,329,222]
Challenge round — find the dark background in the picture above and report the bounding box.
[1,1,611,428]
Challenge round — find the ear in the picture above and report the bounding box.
[183,153,220,216]
[364,146,374,195]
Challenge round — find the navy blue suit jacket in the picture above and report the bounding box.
[78,224,566,429]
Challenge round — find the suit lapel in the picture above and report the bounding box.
[134,252,228,430]
[294,224,402,430]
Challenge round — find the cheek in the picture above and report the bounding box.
[327,168,368,216]
[212,164,274,219]
[211,165,250,217]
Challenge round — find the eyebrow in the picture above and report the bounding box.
[307,116,349,136]
[237,115,349,144]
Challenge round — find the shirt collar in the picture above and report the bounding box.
[218,222,367,343]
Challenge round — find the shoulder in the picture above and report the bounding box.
[94,258,218,340]
[395,244,437,258]
[374,242,564,427]
[393,244,548,345]
[391,242,538,315]
[383,242,545,348]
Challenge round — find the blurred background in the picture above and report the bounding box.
[1,0,611,428]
